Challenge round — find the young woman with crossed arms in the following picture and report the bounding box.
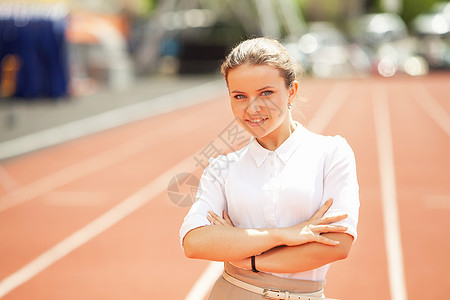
[180,37,359,299]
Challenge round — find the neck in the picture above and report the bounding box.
[256,119,296,151]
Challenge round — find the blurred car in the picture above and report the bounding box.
[350,13,408,47]
[349,13,429,77]
[412,2,450,69]
[157,9,246,74]
[286,22,372,78]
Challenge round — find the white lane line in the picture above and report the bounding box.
[184,262,223,300]
[0,80,224,161]
[306,82,351,134]
[372,87,408,300]
[185,81,352,300]
[0,151,198,298]
[43,191,109,207]
[413,84,450,137]
[0,165,19,192]
[0,110,216,213]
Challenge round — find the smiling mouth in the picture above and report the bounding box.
[245,118,268,127]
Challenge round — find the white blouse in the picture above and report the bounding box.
[179,121,359,281]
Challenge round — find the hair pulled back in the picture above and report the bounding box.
[221,37,301,88]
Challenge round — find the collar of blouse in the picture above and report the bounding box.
[248,121,306,167]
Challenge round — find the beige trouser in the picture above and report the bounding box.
[208,263,326,299]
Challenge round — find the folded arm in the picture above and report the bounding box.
[183,199,348,263]
[183,225,284,261]
[231,232,354,273]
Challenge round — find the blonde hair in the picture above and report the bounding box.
[220,37,302,88]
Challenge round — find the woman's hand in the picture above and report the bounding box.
[281,198,348,246]
[207,211,235,227]
[207,198,347,249]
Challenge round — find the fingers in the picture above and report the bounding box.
[310,224,347,245]
[284,222,347,246]
[316,213,348,225]
[314,235,340,246]
[207,211,226,225]
[311,198,333,219]
[311,224,348,233]
[223,211,235,226]
[206,212,214,224]
[208,211,234,227]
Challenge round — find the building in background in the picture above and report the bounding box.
[0,0,447,99]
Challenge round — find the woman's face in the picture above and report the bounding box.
[227,64,298,144]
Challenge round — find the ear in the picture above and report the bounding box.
[288,80,299,104]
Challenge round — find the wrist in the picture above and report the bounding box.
[272,228,287,246]
[278,222,311,246]
[229,257,252,270]
[245,256,252,270]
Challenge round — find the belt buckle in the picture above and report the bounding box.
[263,288,286,299]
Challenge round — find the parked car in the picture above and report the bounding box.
[349,13,429,76]
[157,8,246,74]
[412,2,450,69]
[286,22,372,78]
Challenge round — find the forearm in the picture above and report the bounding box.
[183,225,284,261]
[250,233,353,273]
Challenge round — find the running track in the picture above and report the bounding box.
[0,74,449,299]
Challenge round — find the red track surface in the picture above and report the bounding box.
[0,74,449,299]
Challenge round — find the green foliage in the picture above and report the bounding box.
[296,0,444,26]
[140,0,157,15]
[373,0,442,26]
[400,0,442,25]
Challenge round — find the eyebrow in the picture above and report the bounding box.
[230,86,275,94]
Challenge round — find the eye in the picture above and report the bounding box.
[234,94,247,100]
[261,90,273,97]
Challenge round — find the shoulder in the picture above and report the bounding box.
[304,128,352,153]
[208,143,249,165]
[204,144,250,180]
[302,129,355,165]
[325,135,353,155]
[298,130,359,183]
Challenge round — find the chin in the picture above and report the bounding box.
[245,127,270,139]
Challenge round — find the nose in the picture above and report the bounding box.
[247,96,261,114]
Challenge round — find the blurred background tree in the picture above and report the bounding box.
[400,0,442,25]
[297,0,367,23]
[296,0,443,26]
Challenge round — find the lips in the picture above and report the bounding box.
[245,117,268,127]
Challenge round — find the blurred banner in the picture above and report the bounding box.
[0,2,69,99]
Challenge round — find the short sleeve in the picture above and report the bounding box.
[179,156,228,248]
[321,136,360,241]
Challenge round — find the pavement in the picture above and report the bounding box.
[1,73,448,299]
[0,74,222,160]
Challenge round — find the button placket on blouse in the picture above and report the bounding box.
[269,152,276,177]
[266,152,279,226]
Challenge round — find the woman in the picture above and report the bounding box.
[179,37,359,299]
